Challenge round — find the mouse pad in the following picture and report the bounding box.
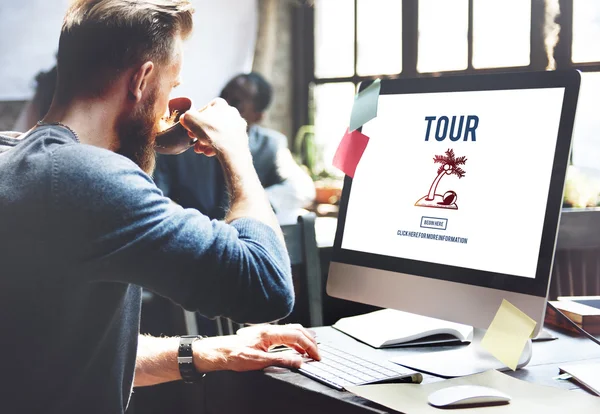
[346,370,600,413]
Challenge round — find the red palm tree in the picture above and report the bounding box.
[426,149,467,201]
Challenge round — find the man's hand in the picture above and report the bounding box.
[179,97,283,235]
[179,98,248,158]
[193,324,321,373]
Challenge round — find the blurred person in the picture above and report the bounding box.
[13,64,57,131]
[0,1,319,413]
[154,72,315,223]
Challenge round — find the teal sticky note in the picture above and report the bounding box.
[349,79,381,132]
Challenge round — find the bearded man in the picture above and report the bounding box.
[0,1,318,413]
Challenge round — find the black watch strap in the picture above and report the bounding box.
[178,335,206,383]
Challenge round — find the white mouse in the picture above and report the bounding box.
[428,385,511,408]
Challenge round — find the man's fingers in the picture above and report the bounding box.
[273,331,320,361]
[180,111,209,137]
[273,324,319,356]
[230,348,303,372]
[284,343,313,357]
[193,141,216,157]
[295,332,321,361]
[248,325,321,361]
[210,97,228,107]
[286,324,318,346]
[193,147,216,157]
[260,350,303,369]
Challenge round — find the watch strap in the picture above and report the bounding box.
[178,335,206,383]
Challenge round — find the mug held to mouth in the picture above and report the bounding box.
[155,97,197,155]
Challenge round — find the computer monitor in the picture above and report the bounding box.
[327,70,580,338]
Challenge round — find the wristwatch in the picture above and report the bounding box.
[178,335,207,383]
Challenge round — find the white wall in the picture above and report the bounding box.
[179,0,257,105]
[0,0,257,104]
[0,0,70,100]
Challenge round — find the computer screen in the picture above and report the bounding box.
[328,71,580,333]
[342,87,565,280]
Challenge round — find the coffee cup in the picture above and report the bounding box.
[155,97,197,155]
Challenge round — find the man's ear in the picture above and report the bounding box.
[129,61,154,102]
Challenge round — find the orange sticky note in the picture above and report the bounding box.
[480,299,537,371]
[332,128,369,178]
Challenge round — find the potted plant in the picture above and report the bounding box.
[294,125,343,205]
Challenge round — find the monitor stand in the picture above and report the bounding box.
[389,328,532,378]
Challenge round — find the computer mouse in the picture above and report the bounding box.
[428,385,511,408]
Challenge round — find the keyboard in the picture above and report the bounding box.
[298,343,423,391]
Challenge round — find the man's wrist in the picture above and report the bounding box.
[218,150,255,181]
[217,143,253,169]
[219,151,263,198]
[192,336,222,374]
[178,335,207,383]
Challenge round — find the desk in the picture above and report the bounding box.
[204,326,600,414]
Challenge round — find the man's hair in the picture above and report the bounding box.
[56,0,194,102]
[221,72,273,113]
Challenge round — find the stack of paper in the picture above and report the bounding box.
[560,362,600,396]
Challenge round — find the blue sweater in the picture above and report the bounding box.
[0,125,293,413]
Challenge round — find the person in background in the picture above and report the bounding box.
[0,1,319,413]
[13,65,57,132]
[154,72,315,224]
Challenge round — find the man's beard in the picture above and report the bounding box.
[117,90,159,175]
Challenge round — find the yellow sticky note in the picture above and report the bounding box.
[480,299,537,371]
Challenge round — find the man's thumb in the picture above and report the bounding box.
[180,112,208,138]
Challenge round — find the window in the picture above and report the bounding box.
[571,72,600,170]
[302,0,600,181]
[472,0,531,69]
[569,0,600,174]
[357,0,403,76]
[572,0,600,63]
[314,0,354,79]
[312,82,356,175]
[312,0,404,177]
[418,0,468,73]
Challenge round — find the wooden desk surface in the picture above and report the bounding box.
[204,326,600,414]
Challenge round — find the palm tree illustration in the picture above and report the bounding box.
[425,149,467,201]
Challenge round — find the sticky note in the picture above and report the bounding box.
[480,299,537,371]
[349,79,381,132]
[332,128,369,178]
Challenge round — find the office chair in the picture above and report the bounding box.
[281,212,324,327]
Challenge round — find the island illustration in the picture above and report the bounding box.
[415,149,467,210]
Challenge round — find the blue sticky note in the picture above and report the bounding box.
[349,79,381,132]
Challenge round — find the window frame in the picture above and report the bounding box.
[292,0,600,146]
